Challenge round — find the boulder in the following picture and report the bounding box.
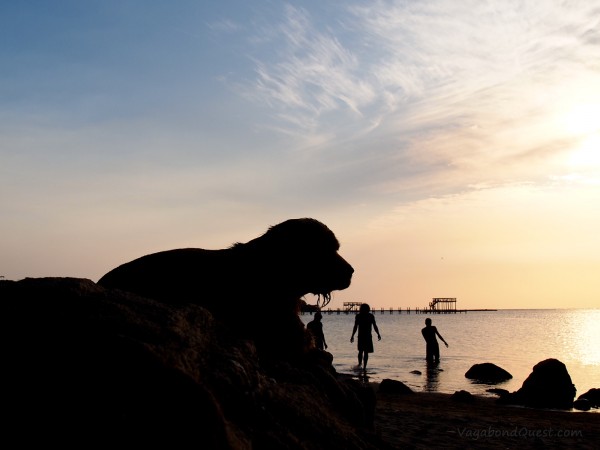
[487,388,510,397]
[2,277,386,449]
[506,358,576,409]
[379,379,414,395]
[573,398,591,411]
[577,388,600,408]
[465,362,513,383]
[451,390,475,403]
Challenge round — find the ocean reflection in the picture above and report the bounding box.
[424,361,441,392]
[303,309,600,396]
[570,309,600,365]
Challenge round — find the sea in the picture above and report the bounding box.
[300,308,599,403]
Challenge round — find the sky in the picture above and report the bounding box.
[2,1,600,309]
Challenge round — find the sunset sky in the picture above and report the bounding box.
[2,1,599,309]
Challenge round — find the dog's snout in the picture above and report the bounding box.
[340,255,354,275]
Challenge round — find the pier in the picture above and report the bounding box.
[301,298,496,315]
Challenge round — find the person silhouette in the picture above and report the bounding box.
[350,303,381,370]
[421,317,448,363]
[306,311,327,350]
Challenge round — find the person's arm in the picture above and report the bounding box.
[350,320,358,343]
[373,317,382,341]
[436,329,448,347]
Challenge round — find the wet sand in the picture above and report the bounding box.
[373,386,599,449]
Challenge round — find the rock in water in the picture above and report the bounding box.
[379,379,414,395]
[577,388,600,409]
[465,362,513,383]
[509,358,576,409]
[451,390,475,403]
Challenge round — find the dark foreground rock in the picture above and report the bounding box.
[575,388,600,411]
[451,390,475,403]
[2,277,386,449]
[465,362,513,383]
[487,388,510,397]
[500,358,576,409]
[379,379,414,395]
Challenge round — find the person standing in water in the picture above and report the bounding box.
[421,317,448,363]
[350,303,381,370]
[306,311,327,350]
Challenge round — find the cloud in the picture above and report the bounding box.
[234,1,600,193]
[243,6,377,129]
[207,18,243,33]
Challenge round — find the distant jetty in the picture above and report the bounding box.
[301,298,497,315]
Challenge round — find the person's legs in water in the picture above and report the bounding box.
[363,352,369,370]
[357,350,363,367]
[432,341,440,363]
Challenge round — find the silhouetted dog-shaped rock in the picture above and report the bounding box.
[98,218,354,356]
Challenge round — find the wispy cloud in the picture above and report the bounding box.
[235,0,600,196]
[242,6,376,131]
[207,18,243,33]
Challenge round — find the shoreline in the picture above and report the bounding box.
[371,385,599,449]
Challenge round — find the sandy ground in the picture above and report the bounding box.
[372,388,599,450]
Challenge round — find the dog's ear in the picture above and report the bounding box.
[258,218,340,252]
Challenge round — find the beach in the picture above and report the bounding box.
[372,386,599,449]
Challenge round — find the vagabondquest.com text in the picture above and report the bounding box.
[457,426,583,440]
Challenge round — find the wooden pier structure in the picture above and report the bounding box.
[429,297,457,312]
[301,298,496,315]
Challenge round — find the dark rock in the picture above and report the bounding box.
[487,388,510,396]
[451,390,475,403]
[465,362,513,383]
[506,358,576,409]
[379,379,414,395]
[487,388,511,403]
[2,277,386,449]
[573,398,591,411]
[410,370,422,375]
[577,388,600,408]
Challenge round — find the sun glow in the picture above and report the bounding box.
[567,134,600,169]
[561,102,600,170]
[571,310,600,366]
[563,103,600,135]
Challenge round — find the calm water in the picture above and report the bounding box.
[301,309,600,400]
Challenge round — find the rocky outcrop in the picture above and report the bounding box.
[379,379,414,395]
[576,388,600,409]
[465,362,513,383]
[451,390,475,403]
[486,388,510,401]
[2,277,385,449]
[501,358,576,409]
